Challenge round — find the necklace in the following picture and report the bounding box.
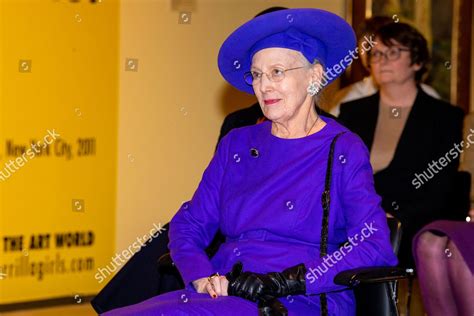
[271,115,320,138]
[306,115,320,136]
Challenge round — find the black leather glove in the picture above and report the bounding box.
[226,261,307,302]
[225,262,265,301]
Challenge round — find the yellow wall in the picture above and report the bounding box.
[0,0,118,304]
[116,0,346,252]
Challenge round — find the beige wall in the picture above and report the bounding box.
[116,0,346,252]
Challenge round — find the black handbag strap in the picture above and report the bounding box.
[319,132,345,316]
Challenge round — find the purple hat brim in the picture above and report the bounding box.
[218,8,357,95]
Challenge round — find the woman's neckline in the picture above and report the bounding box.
[265,116,330,142]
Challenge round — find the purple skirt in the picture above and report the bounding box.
[101,283,346,315]
[413,220,474,273]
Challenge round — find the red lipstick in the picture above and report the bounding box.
[264,99,280,105]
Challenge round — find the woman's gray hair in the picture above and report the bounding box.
[307,57,325,99]
[293,51,325,100]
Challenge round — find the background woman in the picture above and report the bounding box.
[339,22,464,269]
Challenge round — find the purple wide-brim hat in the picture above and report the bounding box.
[218,8,356,95]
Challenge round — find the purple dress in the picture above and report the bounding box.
[105,117,397,315]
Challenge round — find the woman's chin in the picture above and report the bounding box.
[263,107,284,120]
[374,74,398,85]
[262,112,281,122]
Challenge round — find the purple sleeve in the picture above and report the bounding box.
[168,133,231,287]
[303,134,398,294]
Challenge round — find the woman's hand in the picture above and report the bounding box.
[192,275,229,298]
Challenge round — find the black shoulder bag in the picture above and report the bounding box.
[319,132,345,316]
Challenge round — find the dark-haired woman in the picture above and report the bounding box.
[339,22,464,268]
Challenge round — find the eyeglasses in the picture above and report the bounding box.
[244,66,306,86]
[370,47,410,63]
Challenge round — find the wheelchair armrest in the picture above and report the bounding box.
[157,252,175,272]
[334,266,409,287]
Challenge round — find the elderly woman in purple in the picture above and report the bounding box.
[105,8,397,316]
